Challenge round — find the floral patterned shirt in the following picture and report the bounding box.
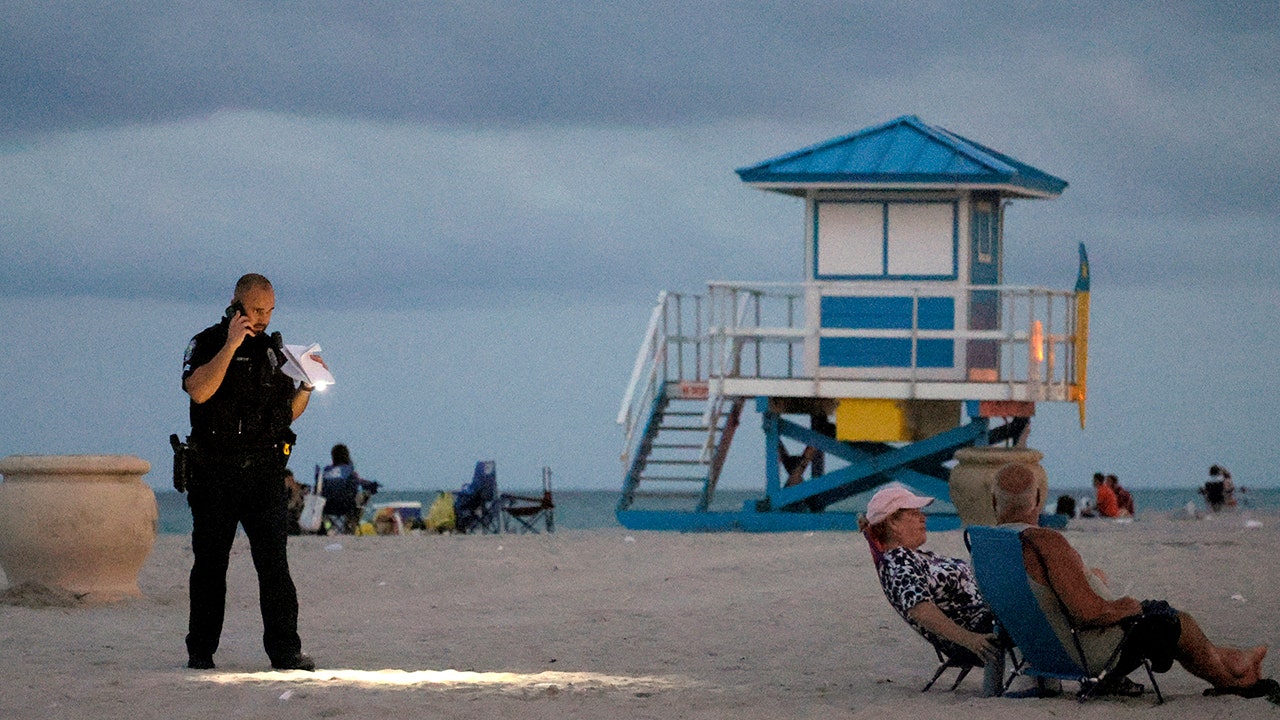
[878,546,995,652]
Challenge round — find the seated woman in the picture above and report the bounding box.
[861,485,1001,667]
[320,444,379,533]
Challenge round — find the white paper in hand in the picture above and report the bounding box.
[280,343,335,389]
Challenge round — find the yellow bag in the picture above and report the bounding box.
[425,491,456,533]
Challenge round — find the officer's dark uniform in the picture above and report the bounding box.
[182,318,303,667]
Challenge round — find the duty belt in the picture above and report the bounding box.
[190,431,293,458]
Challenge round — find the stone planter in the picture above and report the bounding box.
[948,446,1048,527]
[0,455,157,602]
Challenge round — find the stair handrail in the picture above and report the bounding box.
[700,287,759,459]
[618,292,670,464]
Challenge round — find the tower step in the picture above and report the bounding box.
[628,490,706,500]
[643,459,706,466]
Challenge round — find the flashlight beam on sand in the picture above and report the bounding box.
[191,667,699,692]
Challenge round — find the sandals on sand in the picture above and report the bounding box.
[1095,676,1145,698]
[1204,678,1280,703]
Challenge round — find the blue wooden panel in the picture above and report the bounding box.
[917,339,955,367]
[821,296,954,330]
[917,297,955,330]
[820,337,955,368]
[820,337,912,367]
[821,296,912,329]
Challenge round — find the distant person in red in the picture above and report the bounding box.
[1092,472,1124,518]
[1106,474,1135,516]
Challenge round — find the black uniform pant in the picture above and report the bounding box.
[186,450,301,664]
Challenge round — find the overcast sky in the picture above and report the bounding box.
[2,1,1277,497]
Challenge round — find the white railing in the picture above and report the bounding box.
[619,281,1085,461]
[703,281,1081,399]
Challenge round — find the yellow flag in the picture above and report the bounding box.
[1073,244,1090,428]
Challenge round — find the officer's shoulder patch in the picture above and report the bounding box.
[182,337,198,371]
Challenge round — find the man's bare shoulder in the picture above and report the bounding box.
[1022,526,1077,559]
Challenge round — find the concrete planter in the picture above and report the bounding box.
[948,446,1048,526]
[0,455,157,602]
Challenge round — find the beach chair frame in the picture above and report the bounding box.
[498,466,555,533]
[965,525,1163,703]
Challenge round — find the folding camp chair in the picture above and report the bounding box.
[862,529,995,692]
[499,466,555,533]
[453,460,501,534]
[966,525,1163,703]
[316,464,371,534]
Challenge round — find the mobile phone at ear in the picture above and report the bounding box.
[224,301,247,320]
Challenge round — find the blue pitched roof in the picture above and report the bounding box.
[736,115,1067,198]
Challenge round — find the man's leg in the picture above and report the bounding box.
[186,476,240,665]
[241,464,304,665]
[1175,611,1267,689]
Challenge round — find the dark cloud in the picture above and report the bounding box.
[1,1,1277,304]
[0,116,796,309]
[0,1,871,134]
[11,1,1273,137]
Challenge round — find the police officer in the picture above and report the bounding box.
[181,273,317,671]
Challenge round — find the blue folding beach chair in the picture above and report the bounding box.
[966,525,1163,703]
[453,460,500,534]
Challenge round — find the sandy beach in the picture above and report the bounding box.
[2,513,1278,720]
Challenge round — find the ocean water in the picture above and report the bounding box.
[154,485,1280,535]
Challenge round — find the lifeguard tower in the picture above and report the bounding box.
[616,115,1088,531]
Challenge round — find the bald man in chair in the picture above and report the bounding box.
[992,463,1272,699]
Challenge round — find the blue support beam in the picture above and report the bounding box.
[764,412,990,511]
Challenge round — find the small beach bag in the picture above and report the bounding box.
[298,466,327,533]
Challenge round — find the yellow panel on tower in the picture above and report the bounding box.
[836,399,960,442]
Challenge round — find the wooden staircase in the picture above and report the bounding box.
[617,386,745,512]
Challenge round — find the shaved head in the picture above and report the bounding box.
[997,463,1037,495]
[993,463,1042,522]
[233,273,273,301]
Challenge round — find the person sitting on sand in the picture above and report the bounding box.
[860,485,1001,667]
[1092,472,1125,518]
[1106,474,1135,516]
[994,463,1275,698]
[1202,465,1228,512]
[320,443,380,533]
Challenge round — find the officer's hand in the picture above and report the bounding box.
[225,312,255,351]
[307,353,328,369]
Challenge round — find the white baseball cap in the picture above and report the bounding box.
[865,485,934,525]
